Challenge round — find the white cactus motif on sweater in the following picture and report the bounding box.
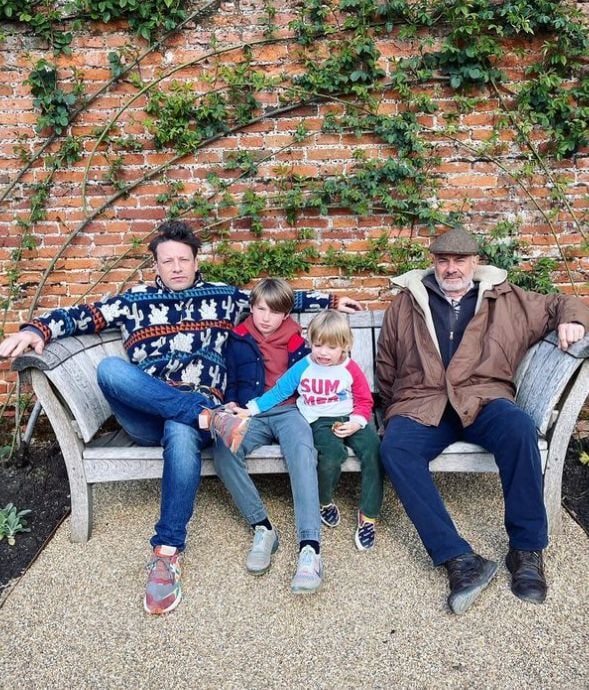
[198,299,218,320]
[176,298,194,321]
[213,331,227,354]
[208,364,222,390]
[150,336,167,357]
[48,319,67,338]
[221,296,233,321]
[181,360,204,386]
[127,303,145,332]
[100,300,128,325]
[148,303,169,325]
[170,332,194,353]
[163,358,183,377]
[132,344,148,363]
[200,328,212,350]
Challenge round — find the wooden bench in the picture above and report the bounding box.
[12,310,589,543]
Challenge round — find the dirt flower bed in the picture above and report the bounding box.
[562,438,589,539]
[0,441,70,600]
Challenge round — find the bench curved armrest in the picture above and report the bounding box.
[12,332,127,444]
[11,332,125,374]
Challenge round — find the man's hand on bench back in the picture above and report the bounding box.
[0,330,45,359]
[557,322,585,351]
[337,297,363,313]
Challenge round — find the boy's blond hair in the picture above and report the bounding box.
[249,278,294,314]
[307,310,353,351]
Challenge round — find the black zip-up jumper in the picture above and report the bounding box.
[422,274,478,368]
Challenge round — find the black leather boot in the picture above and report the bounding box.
[444,553,498,615]
[506,549,547,604]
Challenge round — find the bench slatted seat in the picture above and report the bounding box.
[12,310,589,543]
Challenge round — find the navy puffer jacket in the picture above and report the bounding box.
[224,323,309,407]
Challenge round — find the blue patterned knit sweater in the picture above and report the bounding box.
[24,274,336,399]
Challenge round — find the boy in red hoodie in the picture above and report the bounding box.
[213,278,326,593]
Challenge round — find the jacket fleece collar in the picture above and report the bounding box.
[391,265,509,355]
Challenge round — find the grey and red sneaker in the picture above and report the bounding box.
[144,545,182,615]
[201,407,251,454]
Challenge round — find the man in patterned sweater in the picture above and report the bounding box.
[0,220,360,614]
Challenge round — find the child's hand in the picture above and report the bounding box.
[331,421,361,438]
[223,402,251,417]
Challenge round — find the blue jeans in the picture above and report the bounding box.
[97,357,216,551]
[380,399,548,566]
[213,405,321,543]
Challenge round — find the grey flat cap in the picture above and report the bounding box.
[429,227,479,255]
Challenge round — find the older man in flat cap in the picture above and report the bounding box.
[376,226,589,615]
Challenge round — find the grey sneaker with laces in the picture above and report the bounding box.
[291,545,323,594]
[246,525,279,575]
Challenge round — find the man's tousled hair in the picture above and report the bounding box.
[148,220,201,259]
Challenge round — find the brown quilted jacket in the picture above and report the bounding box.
[376,265,589,428]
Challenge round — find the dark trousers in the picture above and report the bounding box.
[312,416,383,519]
[380,399,548,566]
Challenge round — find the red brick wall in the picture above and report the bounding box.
[0,2,588,403]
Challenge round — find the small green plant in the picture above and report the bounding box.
[0,1,72,53]
[478,220,523,271]
[201,239,319,284]
[261,0,278,38]
[479,221,558,294]
[0,503,32,546]
[25,59,82,135]
[75,0,187,43]
[325,235,430,276]
[510,258,558,295]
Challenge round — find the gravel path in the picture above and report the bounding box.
[1,473,588,689]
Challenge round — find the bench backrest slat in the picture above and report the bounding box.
[45,342,118,443]
[45,357,111,442]
[350,327,376,390]
[513,342,538,390]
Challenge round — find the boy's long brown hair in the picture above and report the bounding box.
[249,278,294,314]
